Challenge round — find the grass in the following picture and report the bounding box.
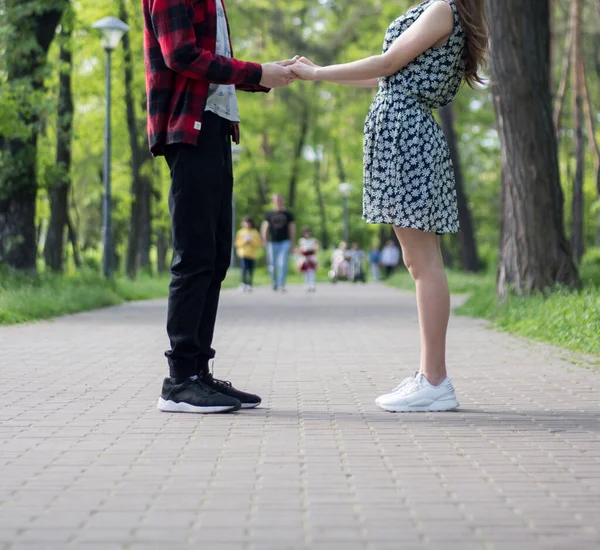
[386,263,600,357]
[0,263,329,326]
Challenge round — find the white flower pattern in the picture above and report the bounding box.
[363,0,465,234]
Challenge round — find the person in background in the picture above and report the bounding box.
[330,241,349,281]
[297,227,319,292]
[349,242,366,282]
[369,246,382,281]
[235,216,261,292]
[261,194,296,292]
[380,240,400,279]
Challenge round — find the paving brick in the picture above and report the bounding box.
[1,284,599,550]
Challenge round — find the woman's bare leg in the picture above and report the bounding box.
[393,226,449,386]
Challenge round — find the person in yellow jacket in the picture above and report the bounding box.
[235,216,261,291]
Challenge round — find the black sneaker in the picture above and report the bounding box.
[157,377,241,414]
[201,373,262,409]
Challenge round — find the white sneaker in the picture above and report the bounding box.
[376,373,459,413]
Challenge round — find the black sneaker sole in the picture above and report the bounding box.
[157,397,240,414]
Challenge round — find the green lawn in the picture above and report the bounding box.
[0,264,327,326]
[386,263,600,357]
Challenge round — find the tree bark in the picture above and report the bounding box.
[44,11,74,272]
[287,101,310,209]
[438,104,481,272]
[119,0,146,278]
[156,228,169,273]
[487,0,579,297]
[313,143,329,250]
[0,0,67,271]
[138,175,152,270]
[66,212,81,268]
[553,24,573,133]
[570,0,585,262]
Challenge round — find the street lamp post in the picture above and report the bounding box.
[230,145,243,268]
[338,182,352,243]
[92,16,129,279]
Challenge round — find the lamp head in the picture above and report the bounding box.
[92,16,130,52]
[338,182,352,197]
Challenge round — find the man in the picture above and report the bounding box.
[261,194,296,292]
[143,0,295,414]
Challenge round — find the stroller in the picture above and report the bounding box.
[328,243,366,283]
[328,244,351,283]
[347,249,367,283]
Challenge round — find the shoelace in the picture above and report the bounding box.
[392,371,419,393]
[204,369,233,389]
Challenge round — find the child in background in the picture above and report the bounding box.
[297,227,319,292]
[235,216,261,292]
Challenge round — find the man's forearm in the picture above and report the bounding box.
[150,0,262,86]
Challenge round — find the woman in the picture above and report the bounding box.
[235,216,261,292]
[290,0,488,412]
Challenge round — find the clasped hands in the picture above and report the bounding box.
[259,56,319,88]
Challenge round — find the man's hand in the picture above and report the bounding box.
[260,62,295,88]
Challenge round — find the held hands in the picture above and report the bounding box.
[260,56,320,88]
[260,57,300,88]
[289,57,320,81]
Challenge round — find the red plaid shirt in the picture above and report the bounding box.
[142,0,268,156]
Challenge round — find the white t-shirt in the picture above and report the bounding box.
[205,0,240,123]
[381,245,400,266]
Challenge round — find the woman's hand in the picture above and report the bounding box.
[290,59,319,81]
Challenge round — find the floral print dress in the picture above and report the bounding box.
[363,0,466,234]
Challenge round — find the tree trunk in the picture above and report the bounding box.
[138,175,152,270]
[257,132,271,206]
[0,1,67,271]
[156,228,169,273]
[438,104,481,272]
[44,12,74,272]
[487,0,579,297]
[119,0,145,278]
[66,212,81,268]
[287,103,309,209]
[553,24,573,133]
[570,0,585,262]
[313,144,329,250]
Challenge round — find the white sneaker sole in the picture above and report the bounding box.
[376,396,459,413]
[157,397,238,414]
[240,402,261,409]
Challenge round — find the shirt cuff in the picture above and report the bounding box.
[245,62,263,86]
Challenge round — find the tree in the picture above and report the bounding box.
[570,0,585,262]
[44,6,76,272]
[0,0,68,271]
[487,0,579,297]
[439,103,481,272]
[119,0,153,277]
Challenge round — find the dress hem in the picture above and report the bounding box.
[363,216,459,236]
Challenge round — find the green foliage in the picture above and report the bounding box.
[582,247,600,266]
[386,261,600,356]
[457,284,600,356]
[0,261,334,325]
[386,268,495,294]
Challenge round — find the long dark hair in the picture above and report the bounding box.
[454,0,489,88]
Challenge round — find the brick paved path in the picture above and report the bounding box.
[0,283,599,550]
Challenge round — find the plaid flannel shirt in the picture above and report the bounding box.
[143,0,268,156]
